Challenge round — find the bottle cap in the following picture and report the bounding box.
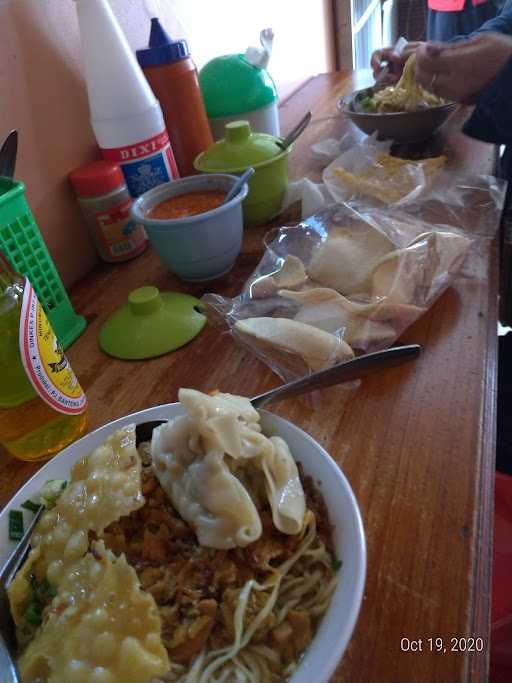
[69,161,125,198]
[136,18,190,68]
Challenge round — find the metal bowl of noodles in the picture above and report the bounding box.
[338,87,458,144]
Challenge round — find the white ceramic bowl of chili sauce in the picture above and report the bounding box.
[131,174,248,282]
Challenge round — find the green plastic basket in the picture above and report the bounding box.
[0,178,86,349]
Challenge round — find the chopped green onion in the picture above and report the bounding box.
[40,479,67,509]
[21,499,41,513]
[331,556,342,573]
[9,509,24,541]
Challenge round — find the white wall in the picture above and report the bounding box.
[114,0,335,101]
[0,0,334,286]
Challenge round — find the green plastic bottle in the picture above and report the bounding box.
[0,251,88,462]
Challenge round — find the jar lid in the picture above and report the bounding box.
[199,54,277,118]
[99,286,206,359]
[136,18,189,68]
[194,120,283,172]
[69,161,125,198]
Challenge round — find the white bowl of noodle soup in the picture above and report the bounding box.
[0,402,366,683]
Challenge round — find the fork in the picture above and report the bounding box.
[0,505,44,682]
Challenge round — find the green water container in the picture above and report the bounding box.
[199,53,280,141]
[0,178,86,349]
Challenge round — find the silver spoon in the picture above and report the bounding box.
[276,111,312,151]
[251,343,420,408]
[223,167,255,204]
[135,344,421,443]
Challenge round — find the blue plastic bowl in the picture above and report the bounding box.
[131,174,248,281]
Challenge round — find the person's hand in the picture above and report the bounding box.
[371,41,424,84]
[415,33,512,104]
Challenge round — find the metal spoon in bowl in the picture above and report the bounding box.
[223,167,255,204]
[276,111,312,152]
[135,344,421,443]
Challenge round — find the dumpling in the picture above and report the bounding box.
[280,288,421,350]
[371,230,471,305]
[179,387,259,424]
[249,255,308,299]
[371,247,426,304]
[409,230,471,278]
[234,316,355,372]
[153,390,307,549]
[262,436,306,535]
[151,419,262,550]
[178,388,268,460]
[307,226,394,296]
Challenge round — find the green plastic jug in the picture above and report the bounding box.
[199,30,280,141]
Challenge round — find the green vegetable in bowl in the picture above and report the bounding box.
[21,499,41,514]
[8,509,24,541]
[39,479,67,509]
[360,96,377,113]
[10,479,68,542]
[16,574,57,648]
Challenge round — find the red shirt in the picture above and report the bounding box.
[428,0,489,10]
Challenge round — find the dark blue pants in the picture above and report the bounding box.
[427,1,498,41]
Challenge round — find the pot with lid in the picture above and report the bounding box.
[194,120,289,227]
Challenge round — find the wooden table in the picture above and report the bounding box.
[0,72,499,683]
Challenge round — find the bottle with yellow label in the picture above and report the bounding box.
[0,251,88,461]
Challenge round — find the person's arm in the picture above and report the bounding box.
[463,56,512,145]
[448,5,512,42]
[473,5,512,36]
[415,34,512,144]
[415,33,512,102]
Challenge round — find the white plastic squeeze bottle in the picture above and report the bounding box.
[73,0,179,197]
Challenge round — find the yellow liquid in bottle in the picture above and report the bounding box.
[0,278,88,462]
[0,398,88,462]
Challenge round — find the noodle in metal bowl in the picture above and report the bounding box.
[338,56,457,144]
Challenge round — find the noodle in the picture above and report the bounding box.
[192,513,318,682]
[360,54,445,113]
[139,509,336,683]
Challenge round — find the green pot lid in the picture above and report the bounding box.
[99,286,206,360]
[194,120,284,173]
[199,54,278,118]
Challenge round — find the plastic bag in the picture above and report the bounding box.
[203,180,506,385]
[323,135,445,206]
[322,135,508,218]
